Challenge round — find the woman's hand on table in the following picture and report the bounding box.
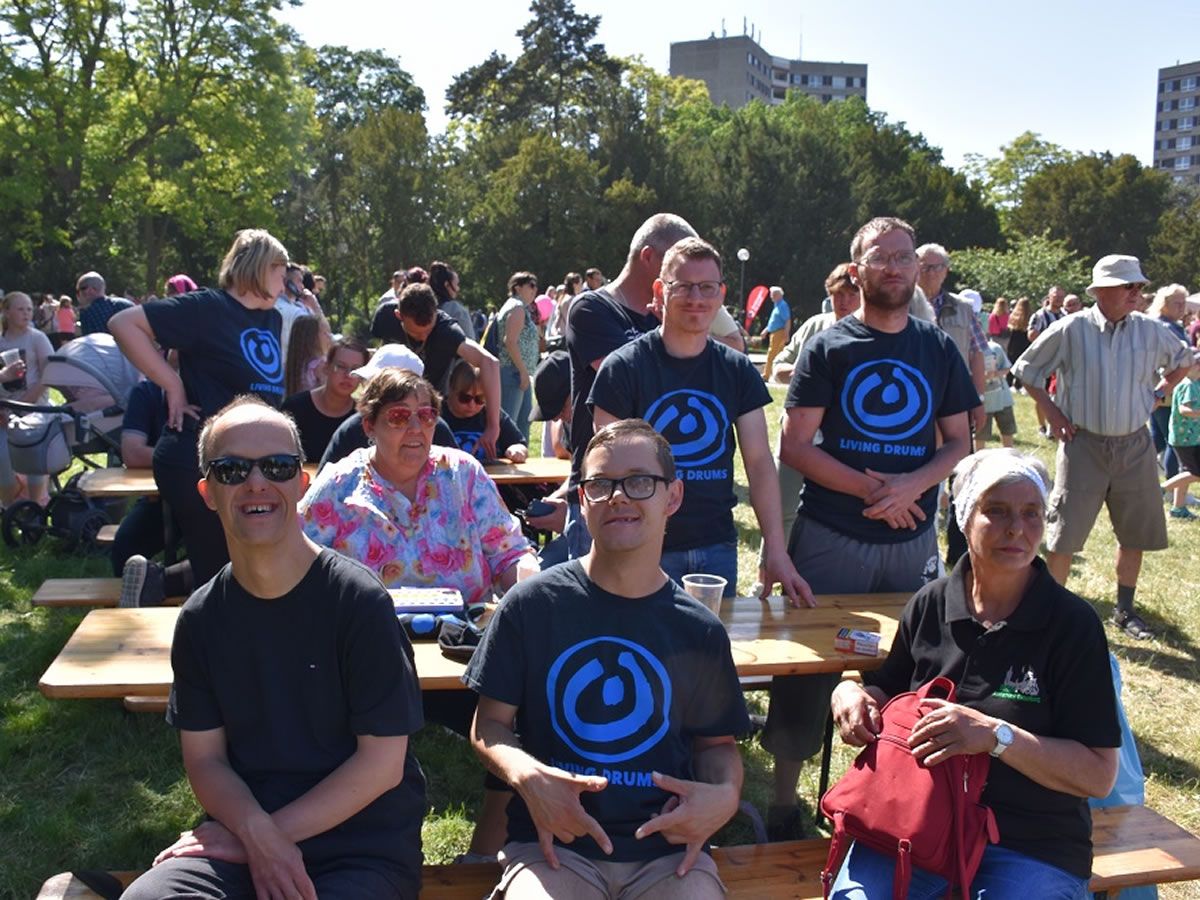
[908,698,997,765]
[831,681,883,747]
[504,443,528,463]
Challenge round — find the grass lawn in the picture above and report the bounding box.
[2,389,1199,898]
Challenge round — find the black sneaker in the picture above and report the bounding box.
[1111,610,1153,640]
[766,804,808,842]
[120,555,165,608]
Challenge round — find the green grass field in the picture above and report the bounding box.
[1,389,1198,898]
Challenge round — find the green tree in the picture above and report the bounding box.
[953,235,1089,301]
[446,0,622,144]
[1149,192,1200,289]
[962,131,1074,215]
[1009,153,1172,264]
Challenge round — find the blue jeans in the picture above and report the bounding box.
[659,540,738,598]
[830,841,1089,900]
[564,497,592,559]
[500,365,532,441]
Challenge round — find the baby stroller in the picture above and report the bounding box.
[0,334,141,551]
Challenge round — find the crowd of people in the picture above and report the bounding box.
[8,210,1195,900]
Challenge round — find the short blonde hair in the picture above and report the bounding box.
[218,229,289,299]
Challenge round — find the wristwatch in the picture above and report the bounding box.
[990,721,1014,757]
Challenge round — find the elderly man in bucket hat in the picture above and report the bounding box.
[1013,254,1193,639]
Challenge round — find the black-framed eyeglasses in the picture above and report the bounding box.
[579,474,671,502]
[456,391,486,406]
[664,280,724,300]
[204,454,302,485]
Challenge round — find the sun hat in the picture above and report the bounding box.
[351,344,425,380]
[1086,255,1148,298]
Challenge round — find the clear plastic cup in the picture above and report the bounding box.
[682,573,727,617]
[1,349,19,366]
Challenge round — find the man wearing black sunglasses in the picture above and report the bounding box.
[123,397,426,900]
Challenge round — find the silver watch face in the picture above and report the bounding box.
[994,723,1014,750]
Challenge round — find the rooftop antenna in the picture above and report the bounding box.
[721,18,726,37]
[743,16,747,36]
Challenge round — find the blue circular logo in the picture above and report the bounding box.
[454,431,485,460]
[239,328,283,383]
[840,358,933,442]
[643,389,729,467]
[547,637,672,764]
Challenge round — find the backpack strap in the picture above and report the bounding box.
[894,838,912,900]
[821,809,850,899]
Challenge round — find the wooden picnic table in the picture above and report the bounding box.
[39,593,907,700]
[77,457,567,499]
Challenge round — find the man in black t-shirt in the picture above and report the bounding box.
[466,420,748,900]
[122,398,426,900]
[562,213,698,558]
[281,337,369,461]
[590,237,812,605]
[762,216,979,838]
[378,283,502,458]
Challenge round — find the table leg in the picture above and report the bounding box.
[818,712,834,822]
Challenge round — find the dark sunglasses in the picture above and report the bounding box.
[204,454,302,485]
[383,405,439,429]
[457,391,486,406]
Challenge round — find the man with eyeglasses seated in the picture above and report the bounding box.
[121,396,427,900]
[1013,254,1194,641]
[281,336,370,462]
[466,419,750,900]
[589,236,813,608]
[763,216,979,839]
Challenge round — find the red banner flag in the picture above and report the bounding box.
[744,284,769,330]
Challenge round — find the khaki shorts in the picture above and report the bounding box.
[983,406,1017,439]
[491,841,724,900]
[1046,427,1168,554]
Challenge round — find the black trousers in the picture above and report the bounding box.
[153,430,228,586]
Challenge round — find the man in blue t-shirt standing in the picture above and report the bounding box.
[589,237,812,606]
[761,216,979,838]
[466,420,749,900]
[762,285,791,380]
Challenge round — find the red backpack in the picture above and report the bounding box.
[819,677,999,899]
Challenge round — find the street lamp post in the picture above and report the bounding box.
[737,247,750,317]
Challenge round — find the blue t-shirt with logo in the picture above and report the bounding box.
[785,315,977,543]
[440,403,525,461]
[143,288,285,417]
[463,560,749,861]
[588,331,771,552]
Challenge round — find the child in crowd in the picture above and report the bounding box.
[282,314,325,396]
[1162,356,1200,519]
[979,338,1016,449]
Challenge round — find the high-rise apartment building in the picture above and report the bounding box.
[669,33,866,110]
[1154,61,1200,184]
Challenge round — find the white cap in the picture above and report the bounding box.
[351,343,425,380]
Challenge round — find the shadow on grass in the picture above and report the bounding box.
[1136,734,1200,791]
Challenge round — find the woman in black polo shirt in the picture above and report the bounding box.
[829,449,1121,899]
[111,229,288,589]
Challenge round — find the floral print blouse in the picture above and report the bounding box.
[299,446,531,608]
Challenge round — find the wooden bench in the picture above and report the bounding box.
[33,805,1200,899]
[31,578,184,609]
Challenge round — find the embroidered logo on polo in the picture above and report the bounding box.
[240,328,283,390]
[994,665,1042,703]
[547,636,672,765]
[643,389,730,478]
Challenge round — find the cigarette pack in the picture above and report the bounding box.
[834,627,881,657]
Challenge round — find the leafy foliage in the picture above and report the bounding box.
[953,235,1089,301]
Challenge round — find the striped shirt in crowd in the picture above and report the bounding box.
[1012,305,1192,437]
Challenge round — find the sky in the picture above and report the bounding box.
[281,0,1200,172]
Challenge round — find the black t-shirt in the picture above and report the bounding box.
[318,411,457,471]
[785,316,978,543]
[863,556,1120,879]
[439,402,525,462]
[463,560,750,862]
[123,381,167,447]
[168,550,426,883]
[370,306,466,392]
[588,331,771,551]
[282,391,355,464]
[143,289,285,417]
[566,289,659,487]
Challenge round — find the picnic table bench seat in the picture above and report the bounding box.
[31,578,184,609]
[34,805,1200,899]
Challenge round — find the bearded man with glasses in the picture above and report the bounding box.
[762,216,979,839]
[1013,254,1194,640]
[590,236,813,608]
[121,396,428,900]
